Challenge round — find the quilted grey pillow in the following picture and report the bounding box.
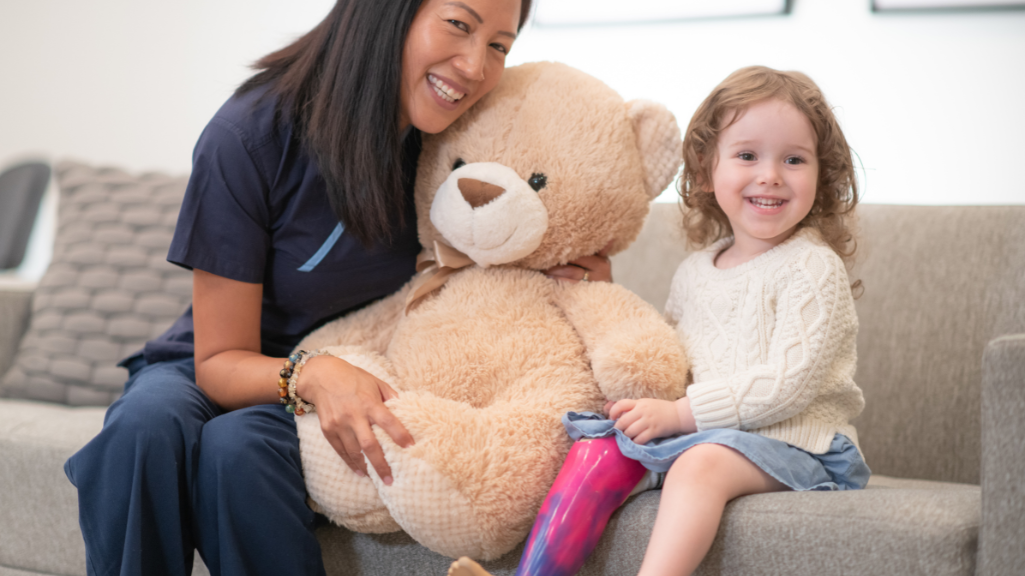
[0,161,192,405]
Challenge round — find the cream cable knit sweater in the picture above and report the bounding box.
[664,228,865,455]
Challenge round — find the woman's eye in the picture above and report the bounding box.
[738,152,755,161]
[452,158,466,170]
[448,19,469,32]
[491,43,509,54]
[528,173,547,192]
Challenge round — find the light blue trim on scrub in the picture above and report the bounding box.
[298,223,344,272]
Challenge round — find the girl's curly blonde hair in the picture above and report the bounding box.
[680,66,860,276]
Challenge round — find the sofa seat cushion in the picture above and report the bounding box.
[316,475,979,576]
[0,399,105,576]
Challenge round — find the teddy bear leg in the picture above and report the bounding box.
[295,346,402,533]
[513,436,646,576]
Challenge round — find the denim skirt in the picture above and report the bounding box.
[563,412,870,492]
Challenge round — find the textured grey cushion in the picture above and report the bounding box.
[0,162,191,405]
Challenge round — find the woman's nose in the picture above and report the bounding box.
[453,42,486,82]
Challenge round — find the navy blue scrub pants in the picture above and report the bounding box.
[64,356,327,576]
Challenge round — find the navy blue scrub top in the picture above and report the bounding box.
[143,84,422,363]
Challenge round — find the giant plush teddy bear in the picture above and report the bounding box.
[293,62,689,560]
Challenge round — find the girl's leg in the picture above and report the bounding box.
[64,357,219,576]
[636,443,788,576]
[448,436,646,576]
[193,403,326,576]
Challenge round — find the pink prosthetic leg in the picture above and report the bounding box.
[514,437,646,576]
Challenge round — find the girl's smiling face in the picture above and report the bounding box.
[400,0,521,134]
[712,98,819,257]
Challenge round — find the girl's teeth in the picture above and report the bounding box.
[428,74,465,102]
[750,198,784,208]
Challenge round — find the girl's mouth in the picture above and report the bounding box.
[747,197,786,209]
[428,74,466,103]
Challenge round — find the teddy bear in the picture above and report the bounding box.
[293,61,690,561]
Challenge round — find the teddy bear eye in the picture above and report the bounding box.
[452,158,466,171]
[528,173,547,192]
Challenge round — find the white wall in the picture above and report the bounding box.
[2,0,1024,279]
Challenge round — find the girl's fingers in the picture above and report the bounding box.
[613,406,641,432]
[609,399,635,420]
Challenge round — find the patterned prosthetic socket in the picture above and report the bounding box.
[514,436,647,576]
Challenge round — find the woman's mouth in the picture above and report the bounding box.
[428,74,465,103]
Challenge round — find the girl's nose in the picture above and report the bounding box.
[758,166,782,187]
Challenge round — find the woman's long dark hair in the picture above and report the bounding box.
[238,0,533,246]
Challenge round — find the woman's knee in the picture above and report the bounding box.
[199,406,300,480]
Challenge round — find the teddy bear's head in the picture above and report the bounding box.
[414,62,682,270]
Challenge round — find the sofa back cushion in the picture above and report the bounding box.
[613,203,1025,485]
[0,162,191,405]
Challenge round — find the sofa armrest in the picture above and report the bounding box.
[0,284,33,376]
[979,334,1025,575]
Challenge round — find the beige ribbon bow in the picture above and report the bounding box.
[405,240,475,314]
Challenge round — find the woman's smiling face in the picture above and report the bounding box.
[400,0,521,134]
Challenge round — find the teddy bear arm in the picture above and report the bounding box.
[294,282,414,354]
[554,281,690,402]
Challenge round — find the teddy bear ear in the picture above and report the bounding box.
[626,100,683,199]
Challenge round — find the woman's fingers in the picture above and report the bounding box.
[543,241,614,283]
[377,379,400,402]
[354,422,394,485]
[324,420,368,477]
[372,404,415,448]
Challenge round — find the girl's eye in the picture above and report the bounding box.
[738,152,755,161]
[785,156,805,165]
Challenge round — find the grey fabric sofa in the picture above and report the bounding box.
[1,201,1022,576]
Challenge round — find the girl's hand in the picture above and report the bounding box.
[545,241,613,283]
[606,397,696,445]
[297,355,414,485]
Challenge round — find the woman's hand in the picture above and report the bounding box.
[605,397,697,445]
[545,241,613,283]
[297,355,414,485]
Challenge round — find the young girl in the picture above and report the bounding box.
[448,65,870,576]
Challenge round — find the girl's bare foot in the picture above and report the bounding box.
[447,556,493,576]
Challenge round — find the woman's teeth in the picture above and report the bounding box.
[749,198,785,208]
[428,74,465,103]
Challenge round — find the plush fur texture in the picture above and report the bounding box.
[295,62,690,560]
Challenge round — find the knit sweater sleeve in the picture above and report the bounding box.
[663,260,689,329]
[686,246,858,432]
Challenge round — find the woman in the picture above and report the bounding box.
[64,1,611,575]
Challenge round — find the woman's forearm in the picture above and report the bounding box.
[195,350,285,411]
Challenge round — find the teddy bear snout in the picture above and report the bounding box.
[458,178,506,208]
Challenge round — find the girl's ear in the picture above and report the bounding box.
[626,99,683,199]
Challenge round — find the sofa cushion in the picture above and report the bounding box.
[0,162,191,405]
[315,475,979,576]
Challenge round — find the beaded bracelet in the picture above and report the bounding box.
[278,350,322,415]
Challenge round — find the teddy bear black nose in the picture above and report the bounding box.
[458,178,506,208]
